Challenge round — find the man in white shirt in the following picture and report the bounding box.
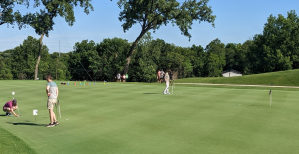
[163,72,170,94]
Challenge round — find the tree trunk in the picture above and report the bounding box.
[123,30,148,75]
[34,32,44,80]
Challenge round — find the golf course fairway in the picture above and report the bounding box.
[1,80,299,154]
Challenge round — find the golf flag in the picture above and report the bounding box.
[33,109,38,115]
[269,90,272,95]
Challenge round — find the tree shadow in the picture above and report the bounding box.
[7,122,45,127]
[143,93,159,94]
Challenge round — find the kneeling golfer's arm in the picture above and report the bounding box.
[11,109,18,117]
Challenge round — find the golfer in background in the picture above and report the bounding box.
[3,99,19,117]
[163,72,170,94]
[160,69,165,83]
[116,73,121,82]
[46,74,59,127]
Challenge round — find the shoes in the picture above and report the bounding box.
[46,123,55,127]
[166,93,170,94]
[54,121,59,125]
[6,113,12,116]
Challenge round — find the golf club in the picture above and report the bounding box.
[12,91,20,116]
[58,100,61,119]
[171,80,174,94]
[17,107,21,116]
[55,103,58,117]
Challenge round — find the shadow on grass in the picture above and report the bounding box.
[7,122,45,126]
[0,115,8,116]
[143,93,159,94]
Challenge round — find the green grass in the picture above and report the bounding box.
[1,80,299,154]
[176,69,299,86]
[0,127,37,154]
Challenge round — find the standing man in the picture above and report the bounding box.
[122,74,126,82]
[157,70,161,83]
[163,71,170,94]
[46,74,59,127]
[160,69,165,83]
[169,70,173,82]
[116,72,121,82]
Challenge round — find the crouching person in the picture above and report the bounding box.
[3,99,19,117]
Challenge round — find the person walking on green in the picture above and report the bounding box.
[46,74,59,127]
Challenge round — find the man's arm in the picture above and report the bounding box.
[46,85,50,96]
[56,87,59,98]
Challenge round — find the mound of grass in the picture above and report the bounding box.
[0,127,37,154]
[176,69,299,86]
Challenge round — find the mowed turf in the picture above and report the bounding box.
[1,81,299,154]
[176,69,299,86]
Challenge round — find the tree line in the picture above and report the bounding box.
[1,10,299,82]
[1,0,215,79]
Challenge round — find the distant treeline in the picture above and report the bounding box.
[1,11,299,82]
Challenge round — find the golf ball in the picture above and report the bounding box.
[66,119,68,120]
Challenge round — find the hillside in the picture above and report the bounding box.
[175,69,299,86]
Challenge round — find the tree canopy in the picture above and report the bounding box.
[21,0,94,80]
[0,0,29,27]
[116,0,216,74]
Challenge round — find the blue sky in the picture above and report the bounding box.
[1,0,299,53]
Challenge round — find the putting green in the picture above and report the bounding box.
[0,81,299,154]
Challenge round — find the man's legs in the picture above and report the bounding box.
[48,109,57,124]
[3,107,11,113]
[47,99,58,127]
[163,82,169,94]
[166,82,169,94]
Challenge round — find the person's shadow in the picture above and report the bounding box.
[7,122,45,126]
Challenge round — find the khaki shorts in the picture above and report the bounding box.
[47,99,57,110]
[3,106,18,112]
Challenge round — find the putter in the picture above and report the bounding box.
[171,80,173,94]
[58,100,61,119]
[172,80,175,94]
[17,107,21,116]
[55,103,58,117]
[12,91,20,116]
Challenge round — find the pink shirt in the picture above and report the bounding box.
[3,101,13,109]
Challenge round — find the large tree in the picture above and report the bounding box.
[117,0,216,75]
[96,37,130,81]
[191,44,205,77]
[129,32,162,82]
[0,0,29,27]
[11,36,50,80]
[24,0,94,80]
[68,40,100,81]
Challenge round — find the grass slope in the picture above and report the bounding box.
[0,81,299,154]
[0,127,37,154]
[176,69,299,86]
